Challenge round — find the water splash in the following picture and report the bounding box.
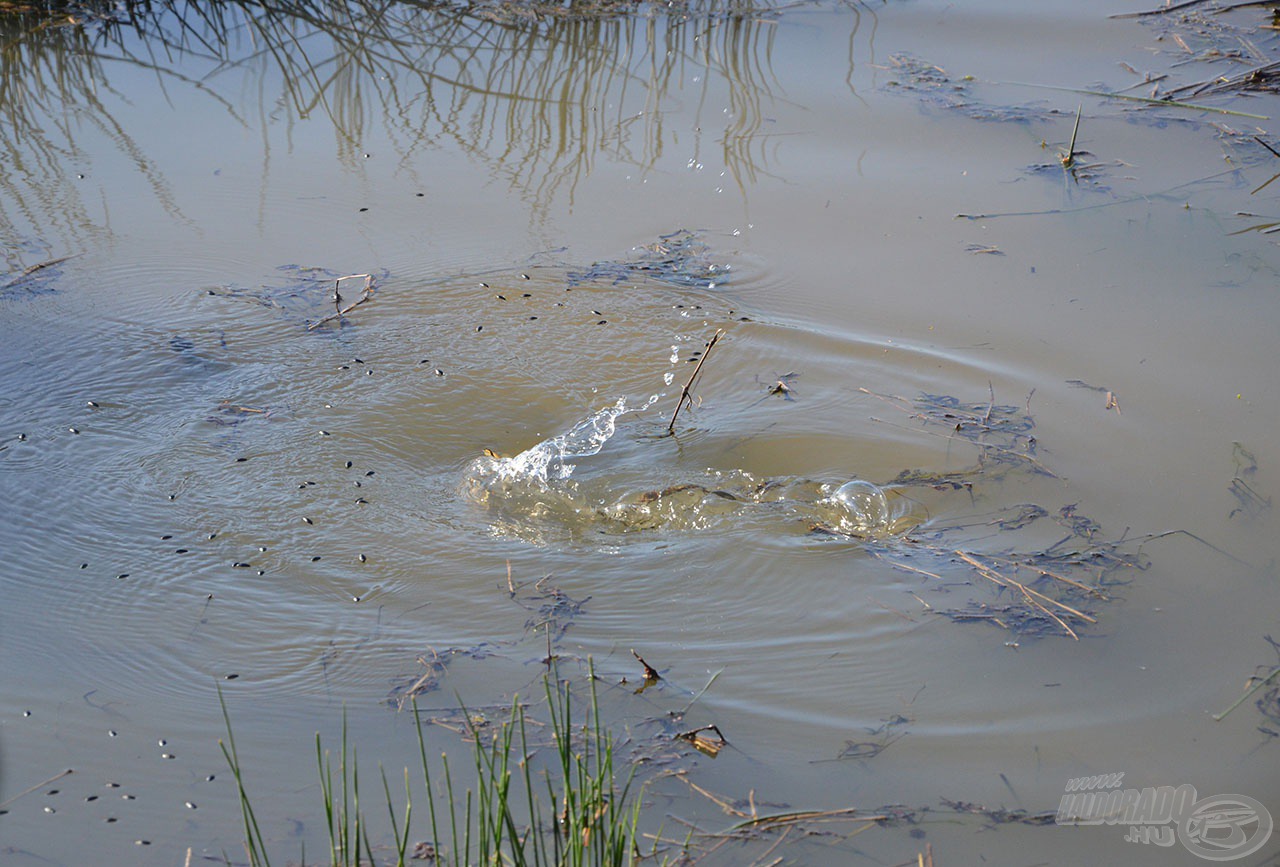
[465,400,910,543]
[500,395,656,483]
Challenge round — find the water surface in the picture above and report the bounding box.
[2,2,1278,864]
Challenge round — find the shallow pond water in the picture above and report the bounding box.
[2,1,1279,864]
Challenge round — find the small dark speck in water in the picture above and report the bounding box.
[23,710,31,717]
[158,739,166,746]
[106,783,119,788]
[80,563,88,569]
[161,535,172,540]
[597,320,608,325]
[256,570,264,576]
[496,294,506,300]
[161,753,175,760]
[358,554,367,562]
[122,794,135,800]
[355,497,368,504]
[185,802,197,810]
[208,533,218,540]
[529,316,538,320]
[365,470,375,477]
[135,840,150,846]
[108,731,117,737]
[175,549,188,554]
[434,368,444,376]
[476,325,483,332]
[104,817,116,823]
[303,517,314,524]
[359,207,368,212]
[235,457,247,462]
[339,365,350,370]
[86,795,98,801]
[345,460,353,468]
[168,494,176,500]
[319,430,331,436]
[223,675,238,681]
[233,562,251,568]
[258,546,267,552]
[522,293,531,298]
[87,400,98,408]
[116,573,129,579]
[479,282,489,288]
[69,427,79,434]
[44,806,55,814]
[416,192,424,197]
[354,480,361,487]
[520,273,530,280]
[206,774,216,781]
[311,556,321,562]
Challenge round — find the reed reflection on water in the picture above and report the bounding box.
[0,0,865,255]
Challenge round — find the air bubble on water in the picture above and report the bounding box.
[664,372,674,385]
[830,480,890,536]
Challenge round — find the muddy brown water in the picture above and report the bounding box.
[1,1,1278,864]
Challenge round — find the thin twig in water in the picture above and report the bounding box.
[0,768,74,809]
[1110,0,1215,19]
[1213,665,1280,721]
[668,328,725,433]
[307,274,374,330]
[1062,104,1082,168]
